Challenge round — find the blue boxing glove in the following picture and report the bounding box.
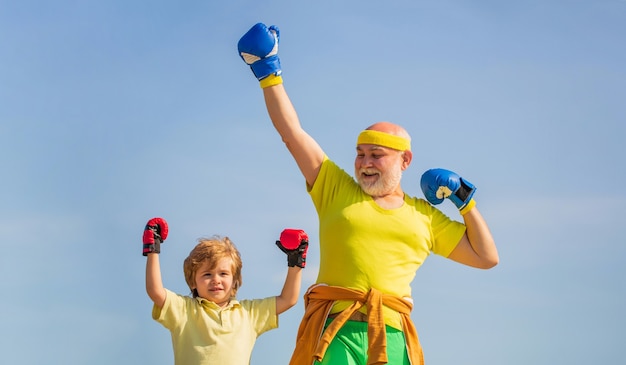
[420,168,476,213]
[238,23,281,81]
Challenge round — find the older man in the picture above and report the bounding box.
[238,23,499,365]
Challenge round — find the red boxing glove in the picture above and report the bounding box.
[143,217,169,256]
[276,229,308,268]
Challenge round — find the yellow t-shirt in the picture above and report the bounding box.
[153,289,277,365]
[309,158,466,328]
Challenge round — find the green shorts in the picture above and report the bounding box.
[314,319,410,365]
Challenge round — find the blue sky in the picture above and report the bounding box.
[1,1,624,364]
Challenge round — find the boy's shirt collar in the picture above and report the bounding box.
[196,297,241,311]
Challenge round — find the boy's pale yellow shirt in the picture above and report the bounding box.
[153,289,277,365]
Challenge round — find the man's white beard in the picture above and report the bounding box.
[356,166,403,197]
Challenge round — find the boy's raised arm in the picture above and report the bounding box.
[143,218,168,308]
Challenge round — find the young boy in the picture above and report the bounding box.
[142,217,308,365]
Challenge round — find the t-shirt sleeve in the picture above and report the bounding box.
[241,296,278,335]
[152,289,187,331]
[429,206,467,258]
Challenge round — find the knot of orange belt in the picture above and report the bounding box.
[297,285,424,365]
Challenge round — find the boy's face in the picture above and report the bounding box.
[193,257,235,307]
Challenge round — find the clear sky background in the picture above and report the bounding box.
[1,1,624,364]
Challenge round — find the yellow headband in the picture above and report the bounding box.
[357,130,411,151]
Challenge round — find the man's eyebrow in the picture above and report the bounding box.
[356,145,386,151]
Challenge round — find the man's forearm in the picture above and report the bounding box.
[463,207,499,268]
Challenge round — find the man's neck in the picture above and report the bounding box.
[372,189,405,209]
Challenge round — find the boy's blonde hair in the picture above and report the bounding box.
[183,236,243,298]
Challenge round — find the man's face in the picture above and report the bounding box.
[354,144,404,197]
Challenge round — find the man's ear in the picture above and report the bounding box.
[401,150,413,170]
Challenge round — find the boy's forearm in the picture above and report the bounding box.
[276,266,302,315]
[282,266,302,299]
[146,253,166,307]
